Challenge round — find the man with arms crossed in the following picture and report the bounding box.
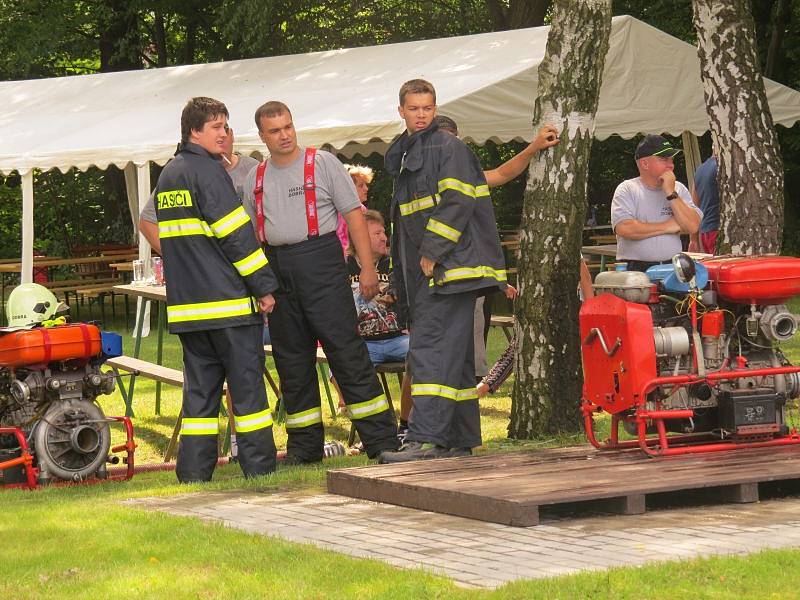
[241,101,399,464]
[612,134,702,272]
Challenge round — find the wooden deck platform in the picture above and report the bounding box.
[327,445,800,526]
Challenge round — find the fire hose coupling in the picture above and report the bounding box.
[757,304,798,342]
[10,379,30,403]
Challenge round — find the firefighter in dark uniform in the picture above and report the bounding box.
[380,80,508,463]
[241,101,399,463]
[154,97,279,482]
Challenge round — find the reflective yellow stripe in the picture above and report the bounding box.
[210,206,250,238]
[181,417,219,436]
[436,265,507,285]
[438,178,490,198]
[399,195,438,216]
[285,407,323,429]
[411,383,478,402]
[234,408,273,433]
[233,249,269,277]
[167,297,255,323]
[426,218,461,243]
[347,394,389,420]
[158,218,213,239]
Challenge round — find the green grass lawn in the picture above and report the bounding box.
[3,295,800,598]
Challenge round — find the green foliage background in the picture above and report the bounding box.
[0,0,797,258]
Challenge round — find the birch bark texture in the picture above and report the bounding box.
[692,0,785,254]
[509,0,612,438]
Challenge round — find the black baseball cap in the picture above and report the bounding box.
[635,134,682,160]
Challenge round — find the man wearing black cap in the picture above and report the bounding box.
[611,134,702,272]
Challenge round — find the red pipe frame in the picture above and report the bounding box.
[583,364,800,457]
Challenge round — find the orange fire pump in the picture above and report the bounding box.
[580,254,800,457]
[0,323,135,488]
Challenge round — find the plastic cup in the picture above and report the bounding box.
[132,259,145,286]
[151,256,164,285]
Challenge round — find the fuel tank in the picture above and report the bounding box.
[702,256,800,305]
[0,323,102,367]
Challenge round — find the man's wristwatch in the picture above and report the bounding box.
[665,191,679,201]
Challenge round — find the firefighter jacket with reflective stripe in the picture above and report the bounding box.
[154,142,278,333]
[385,124,507,296]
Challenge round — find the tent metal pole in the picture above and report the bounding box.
[134,162,152,339]
[136,161,152,260]
[21,170,34,284]
[124,163,140,240]
[681,131,702,192]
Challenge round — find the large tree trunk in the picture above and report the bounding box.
[692,0,785,254]
[509,0,612,438]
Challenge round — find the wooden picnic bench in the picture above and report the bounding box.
[104,355,232,462]
[45,277,125,322]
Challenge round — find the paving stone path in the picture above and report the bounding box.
[127,490,800,589]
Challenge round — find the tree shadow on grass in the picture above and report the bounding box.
[480,405,512,419]
[128,423,171,452]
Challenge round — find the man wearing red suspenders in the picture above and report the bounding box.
[241,101,400,463]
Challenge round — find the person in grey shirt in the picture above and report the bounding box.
[611,134,702,272]
[241,100,399,464]
[138,127,258,253]
[240,136,361,246]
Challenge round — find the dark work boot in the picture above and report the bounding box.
[447,447,473,458]
[377,441,450,464]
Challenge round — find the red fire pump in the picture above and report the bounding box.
[0,322,135,489]
[580,254,800,456]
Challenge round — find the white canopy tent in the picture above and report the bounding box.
[3,15,800,280]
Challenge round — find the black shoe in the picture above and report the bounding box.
[378,441,450,464]
[447,447,473,458]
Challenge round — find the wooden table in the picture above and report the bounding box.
[0,255,133,324]
[589,234,617,245]
[110,262,133,272]
[113,284,168,416]
[0,254,138,272]
[581,244,618,271]
[490,315,514,341]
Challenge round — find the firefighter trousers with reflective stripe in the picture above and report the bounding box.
[176,324,276,482]
[406,277,481,449]
[266,233,399,461]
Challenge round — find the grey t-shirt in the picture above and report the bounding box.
[241,147,361,246]
[611,177,702,262]
[139,153,259,223]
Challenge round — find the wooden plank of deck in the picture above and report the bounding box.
[327,446,800,526]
